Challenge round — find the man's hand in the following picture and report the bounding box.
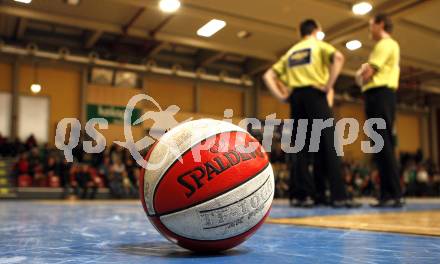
[323,51,344,105]
[323,83,333,93]
[263,69,290,102]
[322,50,344,108]
[355,66,364,86]
[275,79,290,101]
[326,87,334,107]
[356,63,375,86]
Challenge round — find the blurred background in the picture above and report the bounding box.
[0,0,439,200]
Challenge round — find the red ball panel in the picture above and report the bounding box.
[153,131,269,215]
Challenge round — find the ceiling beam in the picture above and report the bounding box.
[313,0,352,15]
[245,59,272,76]
[155,31,276,61]
[149,15,174,37]
[19,31,82,48]
[0,5,140,36]
[84,30,102,49]
[113,7,146,48]
[196,50,225,67]
[151,52,243,73]
[15,17,27,40]
[123,7,145,35]
[140,16,174,58]
[150,53,194,66]
[146,41,170,57]
[0,13,13,38]
[107,0,295,38]
[2,1,437,78]
[399,19,440,39]
[0,5,277,61]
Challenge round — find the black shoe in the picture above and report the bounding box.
[290,197,314,208]
[289,199,300,207]
[345,200,362,208]
[314,199,330,207]
[332,200,362,209]
[370,198,405,208]
[391,198,405,208]
[300,197,315,208]
[370,199,388,208]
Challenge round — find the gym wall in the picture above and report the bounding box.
[334,103,367,162]
[18,64,81,145]
[0,61,429,160]
[335,103,424,161]
[0,63,12,138]
[396,113,422,153]
[87,84,144,145]
[258,93,290,120]
[145,75,194,113]
[199,82,244,117]
[142,75,245,125]
[0,63,12,92]
[88,72,249,144]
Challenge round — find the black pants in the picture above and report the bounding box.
[75,182,97,199]
[288,87,347,202]
[364,87,402,200]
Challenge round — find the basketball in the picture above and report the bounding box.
[139,119,275,252]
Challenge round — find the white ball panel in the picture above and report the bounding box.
[159,164,274,240]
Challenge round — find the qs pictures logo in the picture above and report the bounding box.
[55,94,388,169]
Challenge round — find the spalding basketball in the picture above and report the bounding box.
[139,119,274,252]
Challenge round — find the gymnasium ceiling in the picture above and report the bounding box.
[0,0,439,104]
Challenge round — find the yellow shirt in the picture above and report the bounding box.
[363,37,400,92]
[272,38,336,91]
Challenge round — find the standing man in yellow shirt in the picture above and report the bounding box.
[264,19,358,208]
[356,13,404,207]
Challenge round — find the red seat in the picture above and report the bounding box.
[18,174,32,187]
[90,168,105,188]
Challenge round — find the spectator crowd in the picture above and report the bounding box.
[249,124,440,199]
[1,131,440,200]
[1,133,143,199]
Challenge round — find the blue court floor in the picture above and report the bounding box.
[1,200,440,264]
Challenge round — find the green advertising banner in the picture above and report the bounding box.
[87,104,141,125]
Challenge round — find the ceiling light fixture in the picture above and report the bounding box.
[159,0,181,13]
[30,84,41,94]
[317,31,325,40]
[197,19,226,38]
[14,0,32,3]
[30,63,42,94]
[237,30,252,39]
[352,2,373,15]
[346,40,362,50]
[64,0,81,6]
